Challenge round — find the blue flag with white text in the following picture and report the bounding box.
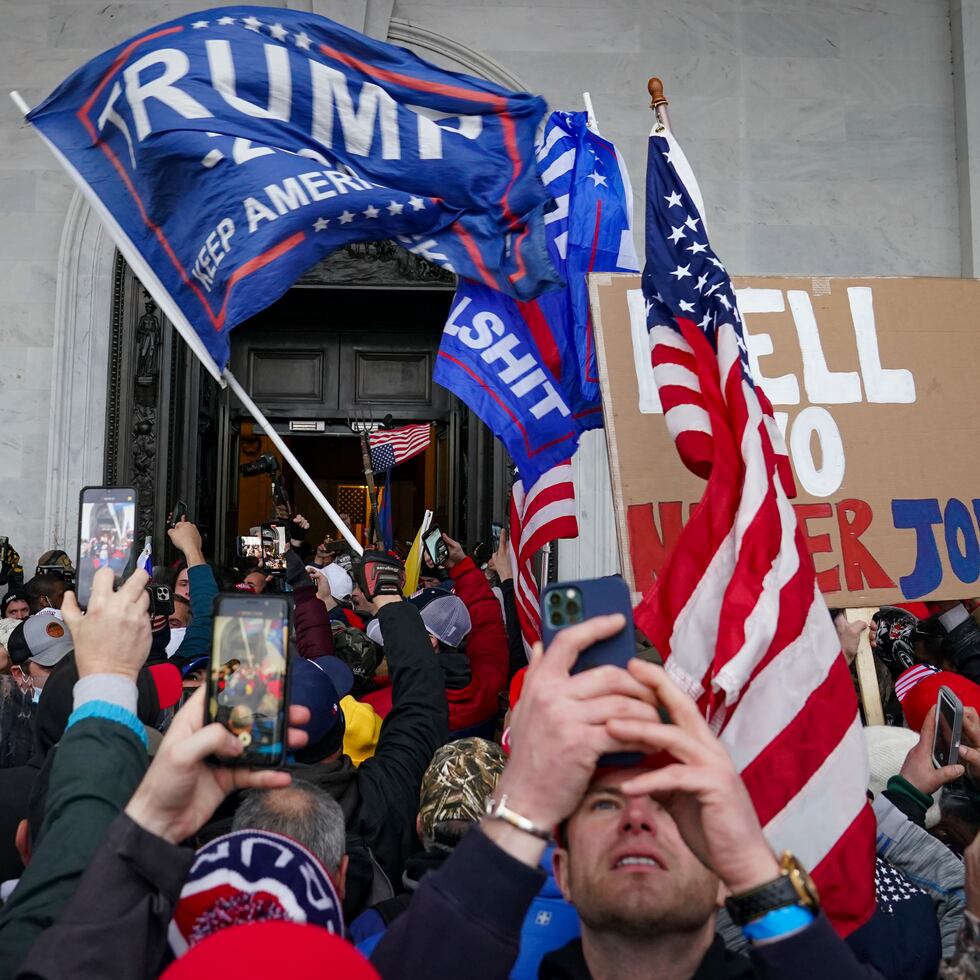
[434,111,638,486]
[25,6,559,375]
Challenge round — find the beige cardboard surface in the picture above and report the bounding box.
[589,273,980,607]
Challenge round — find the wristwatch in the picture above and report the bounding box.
[724,852,820,926]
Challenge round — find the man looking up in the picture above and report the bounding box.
[372,616,883,979]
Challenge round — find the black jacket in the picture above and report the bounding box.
[296,599,447,890]
[942,614,980,685]
[540,936,753,979]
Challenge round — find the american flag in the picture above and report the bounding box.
[369,423,431,472]
[636,123,875,935]
[508,462,578,649]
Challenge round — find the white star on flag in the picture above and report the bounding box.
[684,215,701,231]
[387,200,404,215]
[670,264,691,281]
[679,300,696,312]
[698,312,713,330]
[313,217,329,231]
[339,210,355,224]
[665,190,683,208]
[269,22,288,41]
[294,31,312,49]
[708,256,725,270]
[192,20,209,28]
[687,241,707,255]
[409,196,426,211]
[242,15,263,31]
[363,205,380,219]
[718,294,732,310]
[667,226,686,244]
[695,273,709,292]
[587,170,607,187]
[217,16,235,25]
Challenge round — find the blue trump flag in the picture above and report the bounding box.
[25,6,559,377]
[434,111,638,486]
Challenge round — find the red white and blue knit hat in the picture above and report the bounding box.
[169,830,343,958]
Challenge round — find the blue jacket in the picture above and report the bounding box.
[173,564,218,661]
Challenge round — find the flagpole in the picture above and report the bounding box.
[356,425,383,548]
[223,370,363,556]
[648,77,673,133]
[582,91,599,135]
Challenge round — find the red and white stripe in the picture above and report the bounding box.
[368,423,431,465]
[508,462,578,649]
[636,136,875,936]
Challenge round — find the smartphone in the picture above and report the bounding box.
[146,583,175,618]
[540,577,635,674]
[168,500,188,528]
[933,685,964,769]
[76,486,138,608]
[491,523,504,553]
[206,593,290,766]
[424,526,449,566]
[260,522,288,572]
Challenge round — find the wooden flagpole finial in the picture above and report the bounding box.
[648,77,668,110]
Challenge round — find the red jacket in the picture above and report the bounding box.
[362,558,509,732]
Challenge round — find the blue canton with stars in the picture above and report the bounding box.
[27,5,559,373]
[642,131,751,379]
[370,443,396,473]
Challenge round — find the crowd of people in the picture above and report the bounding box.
[0,515,979,978]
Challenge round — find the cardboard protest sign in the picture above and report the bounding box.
[589,273,980,607]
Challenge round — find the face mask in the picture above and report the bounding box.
[31,685,42,704]
[165,628,187,658]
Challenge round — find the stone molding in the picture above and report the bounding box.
[45,189,116,552]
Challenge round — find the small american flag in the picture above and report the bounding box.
[369,423,431,472]
[636,123,875,935]
[508,462,578,649]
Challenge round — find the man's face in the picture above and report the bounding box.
[11,661,52,696]
[175,568,190,600]
[553,770,718,938]
[244,571,267,594]
[4,599,29,621]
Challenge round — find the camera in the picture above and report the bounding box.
[239,452,279,478]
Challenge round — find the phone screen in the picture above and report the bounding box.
[933,686,963,768]
[261,523,287,572]
[490,523,503,553]
[207,594,289,766]
[77,487,137,607]
[237,535,261,559]
[424,527,447,565]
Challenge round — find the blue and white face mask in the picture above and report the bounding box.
[31,684,42,704]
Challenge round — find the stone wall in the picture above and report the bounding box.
[0,0,965,576]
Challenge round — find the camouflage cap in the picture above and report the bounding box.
[418,737,506,840]
[330,623,380,683]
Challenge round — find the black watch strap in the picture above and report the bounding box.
[724,875,800,926]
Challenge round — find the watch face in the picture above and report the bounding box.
[782,853,819,907]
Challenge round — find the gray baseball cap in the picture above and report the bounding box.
[8,615,73,668]
[367,588,472,649]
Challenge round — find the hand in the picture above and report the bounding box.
[606,660,780,896]
[899,705,966,794]
[167,518,204,567]
[492,528,511,583]
[307,566,336,610]
[835,616,867,665]
[493,615,661,832]
[440,531,466,570]
[61,567,151,681]
[966,830,980,917]
[124,686,311,845]
[289,514,310,548]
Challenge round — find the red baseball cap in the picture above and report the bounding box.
[895,664,980,731]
